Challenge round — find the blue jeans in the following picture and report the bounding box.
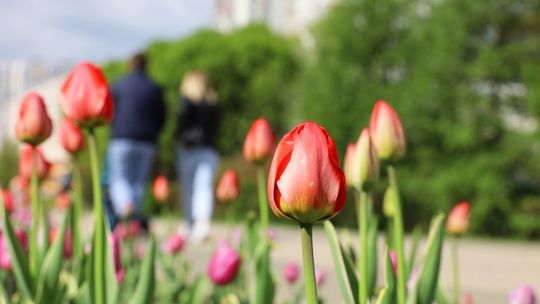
[108,139,156,218]
[177,146,219,226]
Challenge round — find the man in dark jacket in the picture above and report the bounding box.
[107,53,165,227]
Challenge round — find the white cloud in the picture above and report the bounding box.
[0,0,214,62]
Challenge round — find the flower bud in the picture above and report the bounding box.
[446,201,470,236]
[161,233,187,255]
[15,92,53,146]
[216,169,240,203]
[1,190,14,214]
[369,100,406,161]
[152,175,169,203]
[344,143,358,188]
[267,121,347,224]
[60,62,114,127]
[283,262,300,284]
[207,244,241,285]
[59,118,84,154]
[509,284,536,304]
[18,145,51,181]
[243,117,275,163]
[352,128,379,191]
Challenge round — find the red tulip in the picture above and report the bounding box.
[216,169,240,203]
[59,118,85,154]
[283,262,300,284]
[56,191,71,209]
[207,244,241,285]
[267,121,346,224]
[18,145,51,181]
[60,62,114,127]
[243,118,275,163]
[446,201,470,236]
[1,190,15,214]
[15,92,53,146]
[152,175,169,203]
[161,233,187,255]
[369,100,406,161]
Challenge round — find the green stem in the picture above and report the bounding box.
[300,223,318,304]
[388,165,406,304]
[29,147,40,280]
[256,166,269,235]
[358,190,369,304]
[451,236,460,304]
[72,160,83,260]
[88,129,105,304]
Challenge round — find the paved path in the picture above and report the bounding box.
[149,220,540,304]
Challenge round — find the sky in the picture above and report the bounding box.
[0,0,213,63]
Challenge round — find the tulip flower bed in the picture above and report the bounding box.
[0,60,537,304]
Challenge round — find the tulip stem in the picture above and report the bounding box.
[300,223,318,304]
[388,165,406,304]
[358,190,369,304]
[87,129,105,304]
[29,147,40,280]
[72,159,83,260]
[256,166,269,236]
[451,236,460,304]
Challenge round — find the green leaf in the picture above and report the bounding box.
[435,284,449,304]
[104,225,119,304]
[367,217,378,297]
[407,227,422,276]
[375,249,395,304]
[74,282,91,304]
[128,238,156,304]
[323,221,356,304]
[254,240,275,304]
[34,210,70,303]
[187,277,207,304]
[0,194,34,299]
[415,213,446,304]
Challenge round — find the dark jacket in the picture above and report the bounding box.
[111,70,165,143]
[178,97,219,148]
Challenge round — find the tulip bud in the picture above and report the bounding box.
[216,169,240,203]
[207,244,241,285]
[18,145,51,181]
[15,92,53,146]
[59,118,84,154]
[283,262,300,284]
[351,128,379,191]
[344,143,358,188]
[152,175,169,203]
[267,121,347,224]
[389,250,398,275]
[243,117,275,163]
[369,100,406,161]
[1,190,15,214]
[509,284,536,304]
[161,233,187,255]
[382,186,397,218]
[446,201,470,236]
[60,62,114,127]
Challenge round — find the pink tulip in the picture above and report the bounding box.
[369,100,406,161]
[60,62,114,127]
[207,244,241,285]
[446,201,471,236]
[389,250,398,275]
[283,262,300,284]
[59,118,85,154]
[216,169,240,203]
[243,117,275,163]
[161,233,187,255]
[18,145,51,181]
[509,284,536,304]
[15,92,52,146]
[152,175,169,203]
[1,190,15,214]
[267,121,347,224]
[111,234,121,272]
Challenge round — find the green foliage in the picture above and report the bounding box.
[0,139,19,186]
[294,0,540,237]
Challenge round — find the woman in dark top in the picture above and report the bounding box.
[177,70,219,243]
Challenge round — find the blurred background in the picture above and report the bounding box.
[1,0,540,239]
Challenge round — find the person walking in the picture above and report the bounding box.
[177,70,219,243]
[107,53,165,230]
